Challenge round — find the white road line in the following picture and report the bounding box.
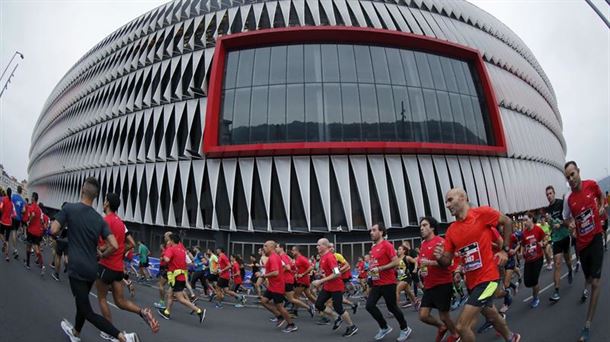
[89,292,119,309]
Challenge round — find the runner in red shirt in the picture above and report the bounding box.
[366,223,411,341]
[276,244,313,317]
[0,187,14,261]
[256,240,297,333]
[95,193,159,337]
[434,188,520,342]
[158,233,205,324]
[291,245,317,311]
[562,161,606,341]
[417,217,459,342]
[230,255,243,293]
[312,238,358,337]
[24,192,45,273]
[519,212,546,309]
[214,248,246,307]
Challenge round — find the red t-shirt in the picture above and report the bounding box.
[357,261,367,279]
[490,227,502,253]
[369,240,397,286]
[564,180,604,252]
[218,252,231,280]
[444,206,501,290]
[265,252,285,294]
[25,203,44,237]
[0,196,13,226]
[232,261,242,285]
[280,253,295,284]
[165,244,187,281]
[99,212,127,272]
[319,251,344,292]
[295,255,311,285]
[418,235,454,289]
[520,226,545,263]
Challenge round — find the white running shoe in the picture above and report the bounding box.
[100,331,119,342]
[123,332,140,342]
[60,319,81,342]
[374,327,393,341]
[396,327,413,341]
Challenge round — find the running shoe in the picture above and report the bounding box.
[282,324,298,333]
[581,289,589,303]
[436,326,448,342]
[269,317,279,322]
[316,317,331,325]
[578,327,590,342]
[50,261,55,269]
[208,293,215,302]
[549,291,560,302]
[40,265,46,276]
[343,325,359,337]
[275,318,286,328]
[123,332,140,342]
[400,301,412,308]
[235,303,244,308]
[241,294,247,304]
[198,308,206,324]
[61,319,81,342]
[574,261,580,273]
[530,297,540,308]
[127,282,135,297]
[153,301,166,309]
[52,272,60,281]
[499,304,509,314]
[215,302,223,309]
[100,331,119,342]
[24,262,30,270]
[397,327,413,341]
[352,302,359,315]
[140,308,160,333]
[374,327,393,341]
[332,316,343,330]
[308,304,315,318]
[157,308,170,320]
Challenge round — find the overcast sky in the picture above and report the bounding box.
[0,0,608,184]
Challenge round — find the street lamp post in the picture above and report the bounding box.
[0,51,25,99]
[0,51,24,82]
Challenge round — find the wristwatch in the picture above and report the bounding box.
[502,246,510,253]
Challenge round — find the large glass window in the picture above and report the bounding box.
[219,44,493,146]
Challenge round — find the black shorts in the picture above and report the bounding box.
[467,281,499,307]
[171,280,186,292]
[523,258,543,288]
[579,234,604,279]
[552,236,571,255]
[218,277,230,288]
[421,283,453,312]
[139,261,149,268]
[263,290,285,304]
[1,224,11,240]
[233,283,241,292]
[97,265,125,285]
[284,282,294,292]
[207,274,218,282]
[55,239,68,256]
[26,233,42,246]
[12,218,22,230]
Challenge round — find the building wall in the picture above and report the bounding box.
[28,0,567,255]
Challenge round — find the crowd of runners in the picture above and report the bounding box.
[0,160,608,342]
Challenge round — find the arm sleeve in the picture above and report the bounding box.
[54,208,68,227]
[386,241,397,258]
[562,193,572,220]
[480,206,501,227]
[444,231,456,254]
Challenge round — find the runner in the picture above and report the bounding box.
[190,247,211,296]
[403,241,421,298]
[292,245,317,310]
[23,192,45,275]
[95,193,159,341]
[312,238,358,337]
[519,212,546,308]
[545,185,573,303]
[417,217,460,342]
[562,161,606,342]
[366,223,412,341]
[154,241,169,309]
[396,245,419,310]
[256,240,298,333]
[434,188,520,342]
[277,244,313,316]
[11,185,26,260]
[0,187,14,262]
[215,247,246,307]
[157,233,206,323]
[135,241,151,281]
[331,245,359,314]
[206,249,220,304]
[50,177,139,342]
[356,256,368,297]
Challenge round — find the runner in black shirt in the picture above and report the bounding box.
[51,177,139,342]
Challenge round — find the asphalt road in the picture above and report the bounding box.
[1,243,609,342]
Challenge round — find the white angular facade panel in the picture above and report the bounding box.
[29,0,567,234]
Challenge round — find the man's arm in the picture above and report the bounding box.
[98,234,118,259]
[497,214,513,249]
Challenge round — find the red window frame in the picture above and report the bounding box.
[203,26,507,157]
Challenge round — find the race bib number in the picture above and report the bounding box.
[575,208,595,236]
[525,242,537,258]
[369,259,380,280]
[458,242,482,272]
